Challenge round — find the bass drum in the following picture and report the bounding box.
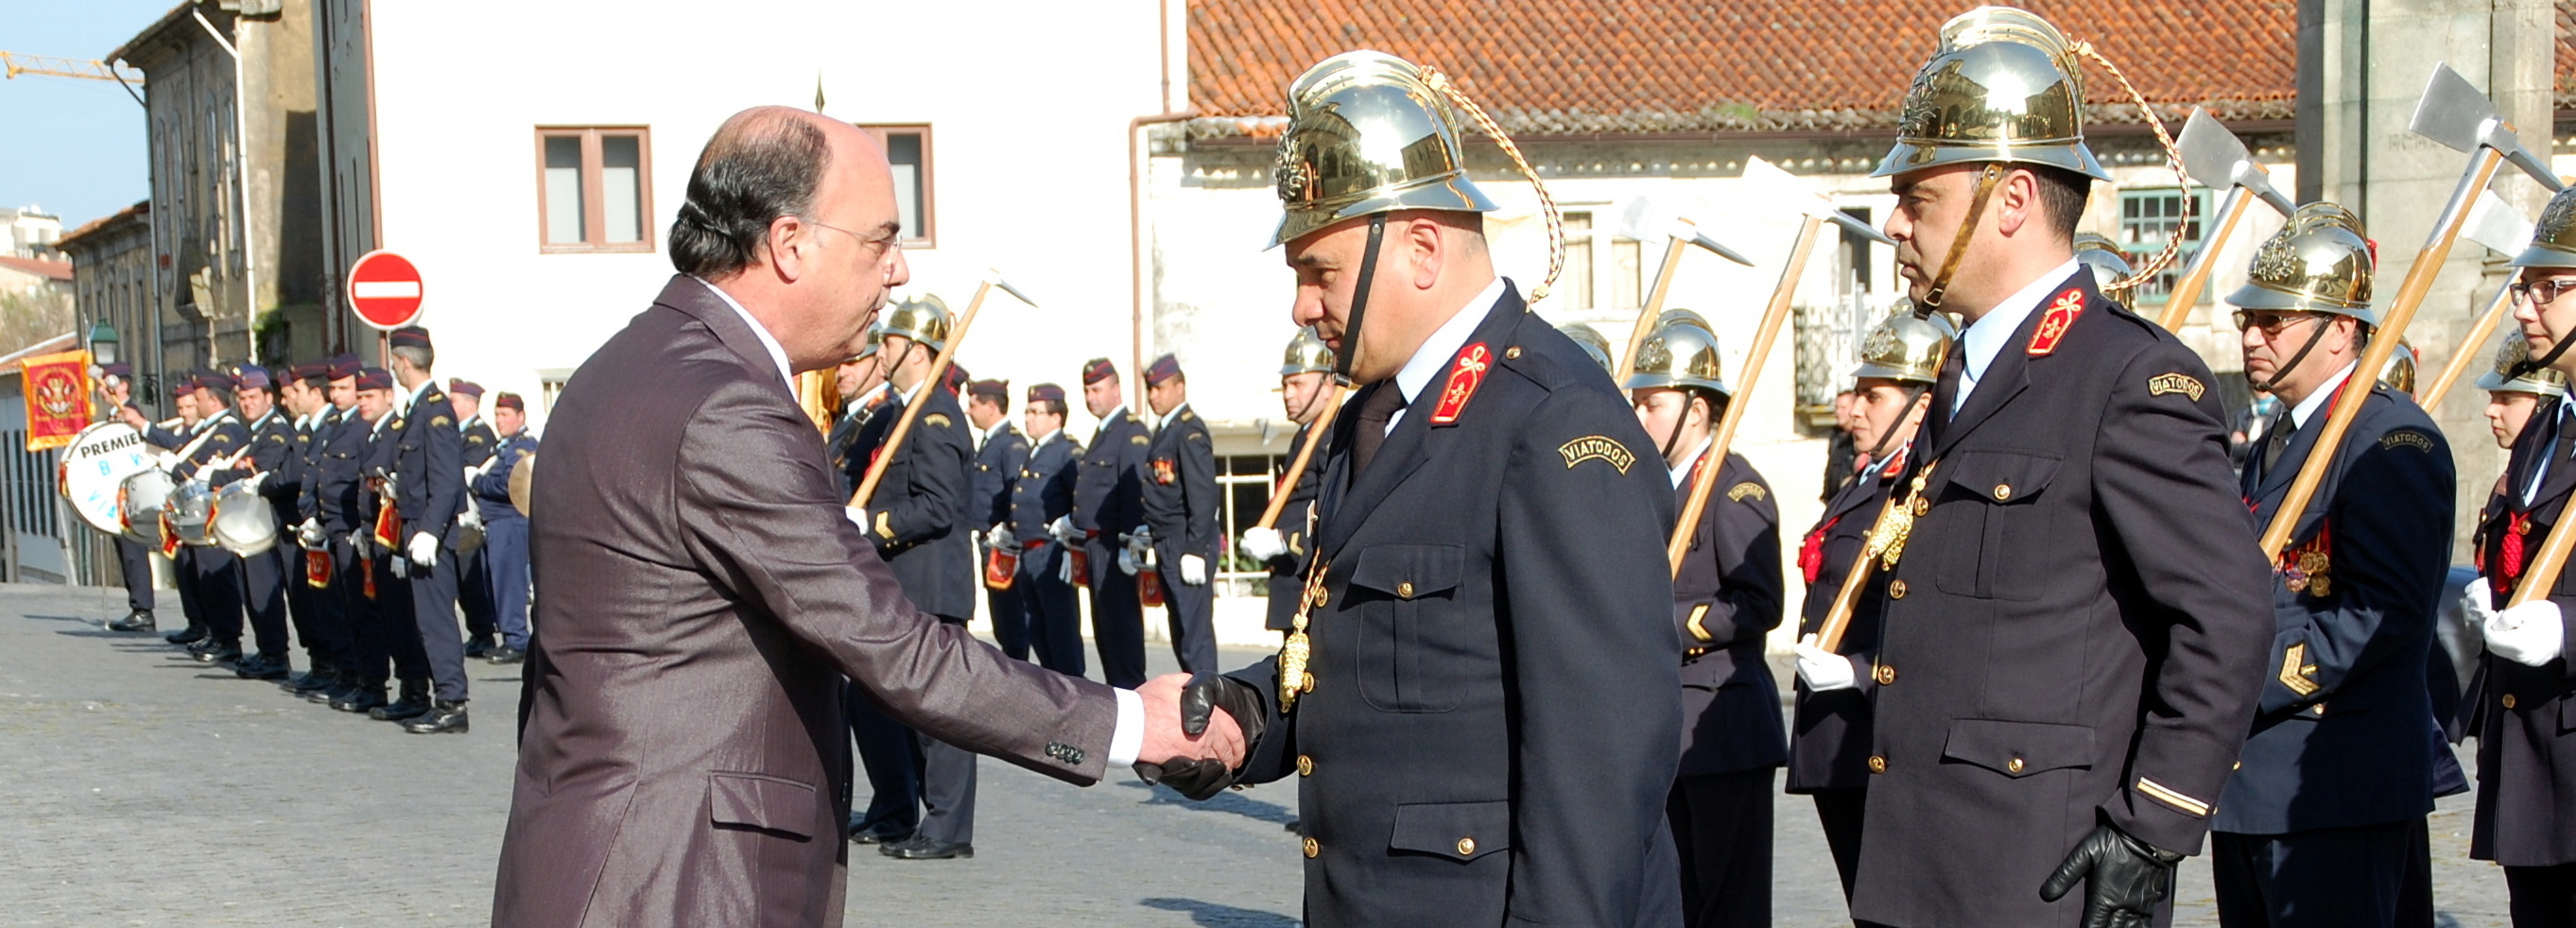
[168,479,216,547]
[60,422,157,535]
[118,469,175,545]
[508,452,536,518]
[210,480,279,556]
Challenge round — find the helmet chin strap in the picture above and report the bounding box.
[2252,318,2337,395]
[1334,214,1392,386]
[1859,385,1930,462]
[1658,389,1722,462]
[1916,164,2007,317]
[2509,335,2576,381]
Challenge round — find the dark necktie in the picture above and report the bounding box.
[2260,413,2294,474]
[1351,382,1409,476]
[1927,347,1963,448]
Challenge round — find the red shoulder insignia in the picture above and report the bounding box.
[1428,342,1492,425]
[2026,288,2085,356]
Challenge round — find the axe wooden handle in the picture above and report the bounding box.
[1616,235,1693,385]
[2155,187,2254,332]
[1812,493,1899,653]
[1668,215,1821,576]
[851,280,993,509]
[2507,510,2576,607]
[2416,281,2516,411]
[2258,149,2503,560]
[1252,384,1350,530]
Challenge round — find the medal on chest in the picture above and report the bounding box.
[2277,524,2333,597]
[1277,562,1329,712]
[1866,459,1938,571]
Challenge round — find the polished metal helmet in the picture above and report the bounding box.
[2225,203,2377,325]
[875,294,952,352]
[1851,312,1959,386]
[2475,333,2570,397]
[1557,323,1615,375]
[1657,308,1714,335]
[1624,318,1731,398]
[2516,187,2576,269]
[1269,50,1497,248]
[2378,339,2417,393]
[1872,7,2112,181]
[2073,232,2134,290]
[1280,327,1336,376]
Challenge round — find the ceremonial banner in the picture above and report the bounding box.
[19,350,92,452]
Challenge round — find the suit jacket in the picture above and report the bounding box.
[1265,421,1323,630]
[1789,454,1898,793]
[845,385,977,621]
[1673,450,1787,778]
[1141,404,1219,563]
[149,411,250,485]
[1852,272,2273,928]
[359,412,401,541]
[2220,382,2450,834]
[1225,283,1684,928]
[2469,396,2576,867]
[493,276,1118,928]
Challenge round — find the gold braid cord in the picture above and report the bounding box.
[1420,65,1565,303]
[2071,40,2189,293]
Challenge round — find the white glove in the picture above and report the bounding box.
[1116,546,1139,576]
[389,554,408,578]
[297,518,324,549]
[463,464,486,485]
[2487,599,2567,667]
[1240,526,1286,561]
[2463,581,2498,629]
[1058,549,1076,584]
[407,531,439,568]
[844,507,868,530]
[1047,515,1078,544]
[243,472,269,492]
[1795,635,1858,692]
[1180,554,1207,586]
[985,524,1011,549]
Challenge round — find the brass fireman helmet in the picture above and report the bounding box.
[1872,7,2111,181]
[1558,323,1615,375]
[1624,318,1731,398]
[1657,308,1714,335]
[2225,203,2377,325]
[2074,232,2133,290]
[1280,326,1336,376]
[2378,339,2417,393]
[1851,312,1959,386]
[2475,332,2569,397]
[2515,187,2576,269]
[875,293,952,352]
[1269,50,1498,249]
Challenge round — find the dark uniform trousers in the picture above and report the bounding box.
[1086,534,1146,687]
[391,387,470,702]
[1668,450,1786,928]
[2471,397,2576,927]
[340,541,427,686]
[2217,384,2453,928]
[974,425,1030,660]
[113,537,154,613]
[1791,456,1899,901]
[1223,286,1686,927]
[1143,405,1220,675]
[458,418,499,646]
[183,546,246,645]
[1011,433,1085,676]
[1076,409,1151,689]
[1854,273,2274,928]
[237,543,294,660]
[484,516,531,649]
[407,553,467,700]
[228,409,303,662]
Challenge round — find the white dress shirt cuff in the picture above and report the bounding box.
[1108,687,1144,767]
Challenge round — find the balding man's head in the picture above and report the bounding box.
[670,107,836,278]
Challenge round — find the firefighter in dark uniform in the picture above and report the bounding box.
[148,370,254,665]
[97,364,163,634]
[468,392,536,664]
[269,362,337,687]
[294,355,366,703]
[1135,353,1220,674]
[1010,383,1085,675]
[218,365,303,680]
[349,366,434,716]
[843,296,979,860]
[449,378,500,658]
[965,377,1032,661]
[2466,186,2576,926]
[1852,10,2274,927]
[1788,311,1949,902]
[1164,50,1685,926]
[127,375,208,644]
[1627,315,1784,928]
[1241,328,1335,638]
[826,335,886,486]
[1074,357,1152,688]
[2212,205,2455,928]
[385,327,471,734]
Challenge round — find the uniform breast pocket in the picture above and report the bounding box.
[1933,450,2062,601]
[1348,542,1466,713]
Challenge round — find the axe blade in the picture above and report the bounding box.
[2409,63,2498,154]
[2177,107,2298,217]
[1823,208,1895,247]
[1668,220,1755,266]
[2461,190,2536,256]
[984,269,1039,307]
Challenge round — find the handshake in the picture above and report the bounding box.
[1131,672,1266,800]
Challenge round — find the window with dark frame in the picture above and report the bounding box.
[857,124,935,248]
[535,127,653,253]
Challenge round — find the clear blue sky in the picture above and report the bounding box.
[0,0,185,230]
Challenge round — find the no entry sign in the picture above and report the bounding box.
[348,249,425,330]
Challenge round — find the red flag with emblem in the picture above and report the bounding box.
[18,350,92,452]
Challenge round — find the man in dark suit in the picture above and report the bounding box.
[1136,353,1219,674]
[1851,12,2273,926]
[493,108,1234,926]
[289,356,364,702]
[1240,328,1333,639]
[467,392,536,663]
[1627,316,1784,928]
[1073,357,1152,688]
[2215,205,2454,928]
[965,378,1031,661]
[1011,384,1084,675]
[384,326,471,734]
[449,379,499,658]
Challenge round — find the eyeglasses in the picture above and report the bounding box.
[2231,310,2331,335]
[2510,279,2576,305]
[807,217,903,258]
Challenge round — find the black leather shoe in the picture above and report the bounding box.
[330,685,387,713]
[371,684,431,721]
[463,638,492,659]
[881,835,972,860]
[486,645,526,664]
[107,610,157,632]
[283,665,339,694]
[234,654,290,680]
[1284,818,1301,833]
[849,819,913,846]
[164,627,205,645]
[193,643,243,665]
[404,700,468,734]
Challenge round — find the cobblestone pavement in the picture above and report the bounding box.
[0,584,2510,926]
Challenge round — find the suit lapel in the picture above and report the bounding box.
[1320,291,1525,558]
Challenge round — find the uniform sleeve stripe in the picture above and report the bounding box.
[2135,777,2211,816]
[1686,603,1713,642]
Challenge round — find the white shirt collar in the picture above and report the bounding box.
[1954,258,2082,413]
[1392,276,1508,408]
[694,275,795,391]
[1158,403,1191,431]
[1029,425,1063,448]
[248,407,279,431]
[1098,404,1131,433]
[199,409,236,432]
[2285,362,2358,430]
[458,412,482,432]
[981,420,1012,445]
[1668,436,1713,490]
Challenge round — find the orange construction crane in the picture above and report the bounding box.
[1,51,143,85]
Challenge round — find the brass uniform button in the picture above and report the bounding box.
[1297,754,1314,777]
[1993,483,2013,501]
[1889,579,1908,599]
[1397,581,1413,598]
[1912,497,1929,517]
[2233,761,2242,771]
[1868,755,1887,774]
[2502,694,2517,710]
[1873,663,1896,686]
[1456,837,1477,856]
[1303,837,1320,858]
[2007,757,2025,774]
[1504,346,1522,359]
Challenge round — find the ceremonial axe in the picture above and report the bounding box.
[1609,196,1758,384]
[2154,108,2295,331]
[851,269,1040,509]
[2416,190,2537,410]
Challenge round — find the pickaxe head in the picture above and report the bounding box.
[1668,220,1755,266]
[1818,208,1897,248]
[983,269,1039,307]
[2176,107,2295,216]
[2461,190,2536,257]
[2412,62,2567,193]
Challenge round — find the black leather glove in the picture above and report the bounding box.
[1132,673,1267,800]
[2039,823,2184,928]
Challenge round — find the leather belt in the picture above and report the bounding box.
[1023,539,1048,550]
